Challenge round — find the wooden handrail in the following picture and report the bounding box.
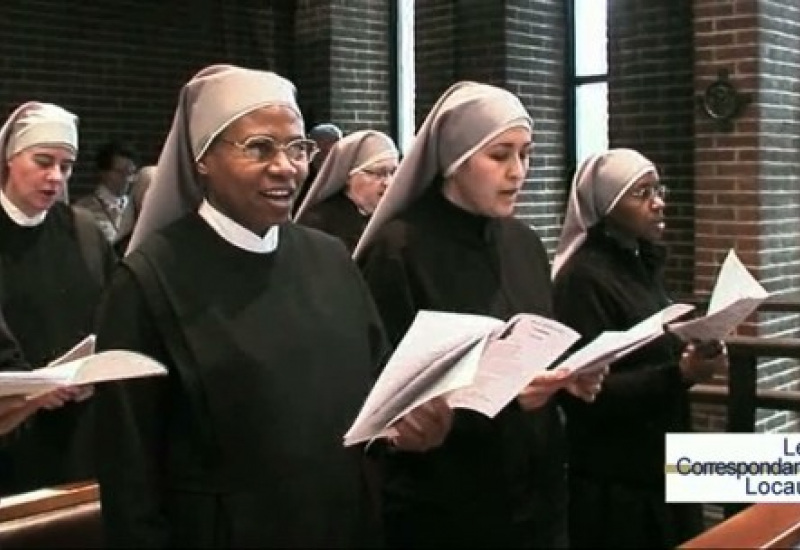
[0,481,98,522]
[680,503,800,549]
[691,384,800,412]
[678,293,800,314]
[727,336,800,359]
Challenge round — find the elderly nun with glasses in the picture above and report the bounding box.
[354,81,605,549]
[294,129,399,252]
[552,148,728,548]
[92,64,452,548]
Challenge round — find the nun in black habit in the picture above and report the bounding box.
[551,148,729,548]
[0,102,115,494]
[295,129,398,252]
[92,64,452,548]
[354,81,605,549]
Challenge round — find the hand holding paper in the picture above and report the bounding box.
[0,335,168,399]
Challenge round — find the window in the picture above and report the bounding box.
[395,0,415,155]
[567,0,609,170]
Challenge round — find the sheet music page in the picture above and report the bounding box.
[0,343,167,398]
[447,313,581,418]
[708,249,769,315]
[668,250,768,341]
[45,334,96,367]
[343,310,503,446]
[557,302,695,375]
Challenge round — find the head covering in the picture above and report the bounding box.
[551,148,657,279]
[308,123,343,142]
[0,102,78,185]
[352,81,532,260]
[126,64,300,253]
[294,130,398,220]
[131,165,156,213]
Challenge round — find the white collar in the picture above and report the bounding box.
[198,199,279,254]
[0,189,47,227]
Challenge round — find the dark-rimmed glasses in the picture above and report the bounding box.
[629,184,668,201]
[360,167,396,181]
[220,136,319,164]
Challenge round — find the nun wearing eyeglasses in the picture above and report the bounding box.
[0,102,115,495]
[354,82,605,549]
[92,64,452,548]
[552,149,728,548]
[294,130,399,252]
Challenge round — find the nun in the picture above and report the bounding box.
[552,148,728,548]
[294,129,399,252]
[0,102,115,495]
[354,81,604,549]
[93,64,452,548]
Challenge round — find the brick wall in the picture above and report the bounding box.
[291,0,394,137]
[507,0,568,251]
[0,0,291,197]
[608,0,697,295]
[415,0,567,253]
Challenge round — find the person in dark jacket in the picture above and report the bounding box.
[93,64,452,548]
[355,81,604,549]
[552,148,729,548]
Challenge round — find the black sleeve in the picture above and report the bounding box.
[358,236,418,349]
[93,265,171,548]
[553,266,685,421]
[0,307,29,372]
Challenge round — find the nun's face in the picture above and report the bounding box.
[606,172,667,243]
[200,105,308,235]
[443,127,531,218]
[347,158,398,214]
[4,146,75,216]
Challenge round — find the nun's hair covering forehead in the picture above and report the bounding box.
[294,129,398,220]
[126,64,302,254]
[0,101,79,187]
[551,147,657,279]
[353,80,532,260]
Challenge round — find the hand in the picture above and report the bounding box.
[517,369,571,410]
[679,340,729,384]
[36,387,88,410]
[565,365,609,403]
[387,396,453,453]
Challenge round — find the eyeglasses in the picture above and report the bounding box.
[629,184,668,201]
[219,136,319,163]
[360,167,396,181]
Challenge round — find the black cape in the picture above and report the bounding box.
[358,189,568,549]
[296,191,369,254]
[0,202,115,494]
[94,214,387,548]
[553,225,703,548]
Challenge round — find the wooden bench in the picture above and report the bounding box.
[0,481,102,548]
[680,503,800,549]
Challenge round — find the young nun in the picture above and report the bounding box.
[93,64,452,548]
[0,102,115,495]
[294,129,399,252]
[354,81,605,549]
[552,148,728,548]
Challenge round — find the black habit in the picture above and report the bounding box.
[552,224,703,548]
[0,202,115,494]
[358,188,568,549]
[296,191,369,254]
[94,214,387,548]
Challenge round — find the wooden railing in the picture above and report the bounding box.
[680,503,800,549]
[0,481,102,548]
